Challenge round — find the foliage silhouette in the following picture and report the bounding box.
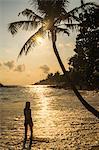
[69,6,99,89]
[8,0,99,118]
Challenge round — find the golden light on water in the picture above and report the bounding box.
[28,85,49,116]
[39,89,48,117]
[29,85,55,137]
[33,86,49,116]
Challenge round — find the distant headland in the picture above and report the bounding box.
[0,83,20,88]
[0,83,4,87]
[33,71,99,90]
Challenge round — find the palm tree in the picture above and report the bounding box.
[8,0,99,118]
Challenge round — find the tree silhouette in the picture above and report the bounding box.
[8,0,99,118]
[69,7,99,89]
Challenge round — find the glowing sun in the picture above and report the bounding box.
[37,36,43,43]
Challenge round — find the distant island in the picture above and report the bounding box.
[0,83,4,87]
[33,72,83,90]
[0,83,20,88]
[34,71,99,90]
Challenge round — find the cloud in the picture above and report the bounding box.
[40,65,50,74]
[15,64,25,72]
[1,60,26,73]
[4,61,14,69]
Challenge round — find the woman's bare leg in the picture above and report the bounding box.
[30,124,33,140]
[25,124,28,140]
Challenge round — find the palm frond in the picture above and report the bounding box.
[69,2,97,22]
[57,23,79,30]
[56,27,69,36]
[8,20,40,35]
[71,15,80,22]
[69,2,98,16]
[69,2,99,23]
[18,27,46,57]
[64,23,80,30]
[81,0,84,6]
[55,2,98,24]
[66,11,81,23]
[32,0,69,18]
[18,9,43,21]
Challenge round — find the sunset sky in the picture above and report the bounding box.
[0,0,98,85]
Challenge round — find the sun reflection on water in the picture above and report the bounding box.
[34,85,49,117]
[28,85,56,137]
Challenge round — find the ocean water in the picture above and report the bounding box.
[0,85,99,150]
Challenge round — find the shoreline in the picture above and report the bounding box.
[0,83,98,91]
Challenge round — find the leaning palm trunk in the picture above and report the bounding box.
[51,31,99,119]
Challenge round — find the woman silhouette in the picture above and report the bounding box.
[24,101,33,142]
